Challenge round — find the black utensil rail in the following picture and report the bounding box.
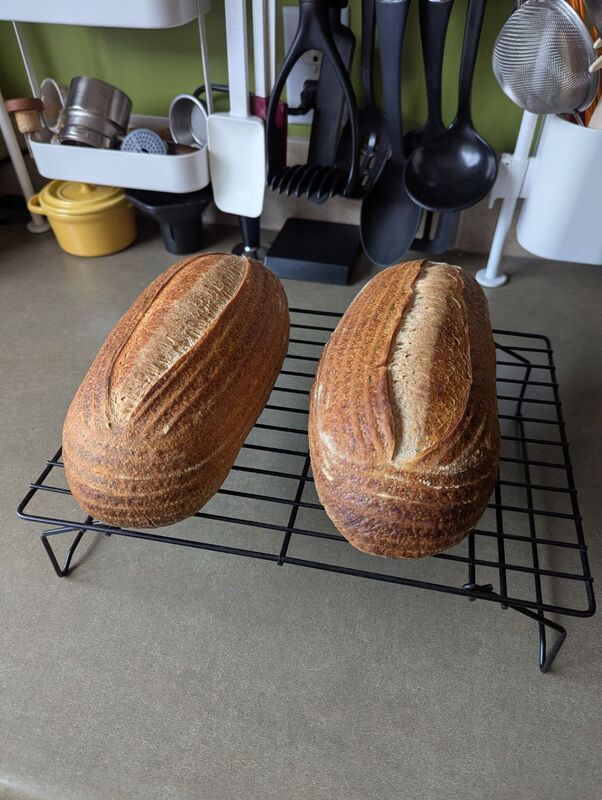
[17,308,595,673]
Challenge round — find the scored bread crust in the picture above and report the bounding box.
[63,253,289,528]
[308,259,500,559]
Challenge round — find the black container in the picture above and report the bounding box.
[265,218,359,284]
[125,187,212,254]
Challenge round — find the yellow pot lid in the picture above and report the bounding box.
[38,180,126,215]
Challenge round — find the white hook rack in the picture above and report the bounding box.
[476,110,539,288]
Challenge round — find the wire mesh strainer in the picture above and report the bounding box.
[493,0,599,114]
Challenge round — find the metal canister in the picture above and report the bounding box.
[59,76,132,149]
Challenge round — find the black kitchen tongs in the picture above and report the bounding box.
[266,0,360,203]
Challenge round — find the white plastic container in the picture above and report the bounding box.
[517,114,602,266]
[0,0,201,28]
[29,116,210,193]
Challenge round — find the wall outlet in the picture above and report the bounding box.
[282,5,350,126]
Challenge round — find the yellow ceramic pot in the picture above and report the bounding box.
[28,180,137,257]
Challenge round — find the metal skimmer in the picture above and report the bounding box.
[493,0,599,114]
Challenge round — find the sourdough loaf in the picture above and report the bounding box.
[63,253,289,527]
[308,259,499,558]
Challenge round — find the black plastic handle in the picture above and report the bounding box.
[267,1,333,176]
[266,0,360,192]
[308,8,355,167]
[420,0,454,130]
[360,0,376,107]
[457,0,487,120]
[239,216,261,251]
[375,0,411,163]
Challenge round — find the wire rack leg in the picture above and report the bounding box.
[40,530,85,577]
[514,606,568,673]
[462,581,567,672]
[38,516,103,577]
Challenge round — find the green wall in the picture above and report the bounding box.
[0,0,520,151]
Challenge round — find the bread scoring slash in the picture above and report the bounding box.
[308,259,500,558]
[63,253,289,528]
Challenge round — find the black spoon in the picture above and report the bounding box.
[407,0,460,254]
[360,0,420,266]
[404,0,498,213]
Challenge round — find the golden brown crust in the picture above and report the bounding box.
[308,260,500,559]
[63,253,289,527]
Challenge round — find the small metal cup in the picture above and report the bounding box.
[168,94,209,148]
[60,76,132,149]
[40,78,69,134]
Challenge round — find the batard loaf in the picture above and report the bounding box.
[63,253,289,527]
[308,259,500,558]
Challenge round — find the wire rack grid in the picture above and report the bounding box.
[17,307,595,672]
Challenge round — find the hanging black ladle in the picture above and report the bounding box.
[404,0,498,213]
[406,0,459,254]
[405,0,455,154]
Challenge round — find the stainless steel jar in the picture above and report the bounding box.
[59,76,132,149]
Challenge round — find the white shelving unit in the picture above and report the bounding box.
[0,0,212,193]
[29,115,210,193]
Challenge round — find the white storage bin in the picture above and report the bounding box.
[517,114,602,266]
[29,116,210,193]
[0,0,200,28]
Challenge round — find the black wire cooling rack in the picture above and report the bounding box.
[17,308,595,672]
